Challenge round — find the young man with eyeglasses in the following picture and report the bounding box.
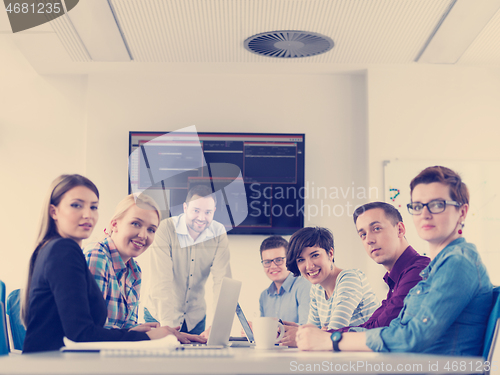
[259,236,311,325]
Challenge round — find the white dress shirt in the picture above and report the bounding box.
[144,214,231,330]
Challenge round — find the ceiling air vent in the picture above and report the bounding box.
[244,30,334,58]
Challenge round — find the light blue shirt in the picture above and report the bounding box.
[366,238,493,355]
[259,273,310,324]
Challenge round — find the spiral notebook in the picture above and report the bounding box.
[61,335,177,353]
[61,336,233,357]
[101,347,232,357]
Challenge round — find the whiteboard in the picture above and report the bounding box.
[384,159,500,285]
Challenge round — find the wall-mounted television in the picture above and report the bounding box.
[129,130,305,235]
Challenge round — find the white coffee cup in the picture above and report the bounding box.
[253,317,285,349]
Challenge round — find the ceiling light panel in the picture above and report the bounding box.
[48,13,91,62]
[459,5,500,64]
[108,0,454,63]
[417,0,500,64]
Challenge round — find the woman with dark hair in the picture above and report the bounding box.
[282,227,378,346]
[22,175,183,353]
[297,166,493,356]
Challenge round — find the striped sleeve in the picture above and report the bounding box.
[307,285,321,328]
[326,270,364,330]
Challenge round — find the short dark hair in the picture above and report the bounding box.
[186,185,217,206]
[410,166,469,205]
[353,202,403,226]
[286,227,334,277]
[259,236,288,259]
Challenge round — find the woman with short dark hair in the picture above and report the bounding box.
[283,227,378,347]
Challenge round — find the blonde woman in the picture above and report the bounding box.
[22,175,184,353]
[84,194,161,331]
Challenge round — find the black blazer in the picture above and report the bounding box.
[23,238,148,353]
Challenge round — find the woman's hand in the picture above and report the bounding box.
[296,324,332,351]
[145,326,174,340]
[278,321,299,347]
[129,322,160,332]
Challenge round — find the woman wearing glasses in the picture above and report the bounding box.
[296,166,493,355]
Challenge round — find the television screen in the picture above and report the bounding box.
[129,130,305,235]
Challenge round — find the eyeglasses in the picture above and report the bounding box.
[261,257,286,268]
[407,199,461,215]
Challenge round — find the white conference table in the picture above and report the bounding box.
[0,347,487,375]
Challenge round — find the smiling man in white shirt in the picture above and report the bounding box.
[144,185,231,335]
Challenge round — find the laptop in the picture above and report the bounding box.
[183,277,241,348]
[228,303,255,347]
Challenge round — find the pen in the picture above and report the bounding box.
[277,319,285,346]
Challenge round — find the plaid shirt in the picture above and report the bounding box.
[84,237,141,329]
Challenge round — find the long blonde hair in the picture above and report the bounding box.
[22,174,99,326]
[107,193,161,235]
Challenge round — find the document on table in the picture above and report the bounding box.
[60,335,178,352]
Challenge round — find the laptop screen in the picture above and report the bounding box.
[235,303,254,342]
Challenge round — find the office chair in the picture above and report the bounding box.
[0,301,8,356]
[6,289,26,351]
[482,286,500,375]
[0,280,5,307]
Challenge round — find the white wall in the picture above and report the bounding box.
[83,72,370,326]
[366,65,500,284]
[0,36,88,297]
[368,65,500,189]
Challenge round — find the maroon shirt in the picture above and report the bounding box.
[335,246,430,333]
